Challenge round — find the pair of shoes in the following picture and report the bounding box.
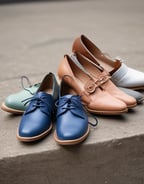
[72,34,144,90]
[1,76,40,114]
[58,52,137,115]
[17,73,98,145]
[1,35,143,116]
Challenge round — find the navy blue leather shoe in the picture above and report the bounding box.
[17,72,59,142]
[54,75,91,145]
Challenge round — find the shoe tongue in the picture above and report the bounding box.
[63,94,73,99]
[110,60,122,75]
[35,91,51,98]
[60,94,80,102]
[25,83,40,94]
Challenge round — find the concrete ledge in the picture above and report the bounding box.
[1,135,144,184]
[1,0,144,183]
[1,79,144,184]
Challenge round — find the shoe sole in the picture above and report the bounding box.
[86,107,128,115]
[128,86,144,90]
[1,102,24,114]
[54,127,90,145]
[17,124,53,142]
[127,102,137,109]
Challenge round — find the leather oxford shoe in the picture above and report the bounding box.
[54,76,96,145]
[17,72,59,142]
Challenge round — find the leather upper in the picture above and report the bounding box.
[18,92,54,137]
[57,54,128,114]
[72,52,136,108]
[111,62,144,89]
[18,72,59,140]
[4,84,39,111]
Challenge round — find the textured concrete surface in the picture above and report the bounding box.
[1,136,144,184]
[0,0,144,183]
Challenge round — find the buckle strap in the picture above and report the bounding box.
[84,73,111,94]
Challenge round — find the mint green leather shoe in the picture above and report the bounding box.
[1,76,40,114]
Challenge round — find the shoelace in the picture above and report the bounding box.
[21,75,40,95]
[55,96,81,110]
[85,109,99,127]
[55,96,98,127]
[22,96,54,116]
[22,96,52,108]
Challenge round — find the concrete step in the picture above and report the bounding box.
[1,82,144,184]
[1,0,144,183]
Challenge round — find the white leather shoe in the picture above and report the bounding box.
[111,61,144,90]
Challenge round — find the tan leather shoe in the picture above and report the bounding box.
[72,34,123,73]
[58,55,128,115]
[72,34,144,90]
[71,52,137,108]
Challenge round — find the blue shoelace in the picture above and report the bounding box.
[55,96,98,127]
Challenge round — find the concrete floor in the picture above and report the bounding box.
[0,0,144,183]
